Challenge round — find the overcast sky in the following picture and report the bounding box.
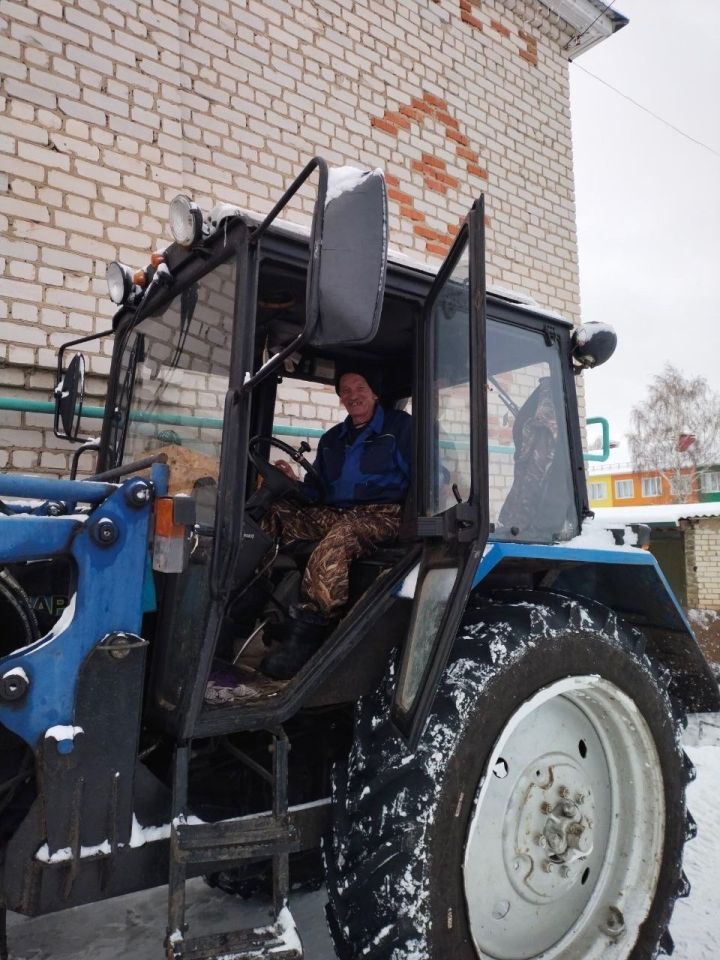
[569,0,720,452]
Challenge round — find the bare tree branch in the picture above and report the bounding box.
[628,365,720,503]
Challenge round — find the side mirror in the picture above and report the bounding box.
[308,167,388,347]
[571,322,617,370]
[54,353,86,442]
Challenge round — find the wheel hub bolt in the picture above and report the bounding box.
[567,825,592,855]
[558,785,570,799]
[559,865,572,879]
[541,860,552,873]
[602,906,626,937]
[540,801,552,814]
[575,792,586,804]
[535,834,547,848]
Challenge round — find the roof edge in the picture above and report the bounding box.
[538,0,628,58]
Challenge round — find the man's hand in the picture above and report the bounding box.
[273,459,297,480]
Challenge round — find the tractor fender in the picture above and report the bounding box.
[472,541,720,715]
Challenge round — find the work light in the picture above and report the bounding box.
[106,261,133,305]
[169,194,203,246]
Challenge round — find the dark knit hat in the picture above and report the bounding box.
[334,363,383,398]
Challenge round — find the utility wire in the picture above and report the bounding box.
[564,0,618,50]
[573,62,720,160]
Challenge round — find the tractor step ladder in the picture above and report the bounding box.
[167,923,300,960]
[166,730,302,960]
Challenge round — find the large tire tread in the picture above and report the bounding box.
[326,588,692,960]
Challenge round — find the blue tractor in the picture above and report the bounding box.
[0,159,717,960]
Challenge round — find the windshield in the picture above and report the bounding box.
[110,256,236,478]
[487,319,577,543]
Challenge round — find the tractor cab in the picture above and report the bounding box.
[52,159,587,739]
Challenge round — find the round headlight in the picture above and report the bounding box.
[106,261,133,305]
[169,194,203,246]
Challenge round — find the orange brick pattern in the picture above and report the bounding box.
[373,92,488,255]
[0,0,582,475]
[460,0,484,32]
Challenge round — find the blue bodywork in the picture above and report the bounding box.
[475,540,693,632]
[393,534,718,714]
[0,473,154,752]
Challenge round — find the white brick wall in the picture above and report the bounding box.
[685,518,720,610]
[1,0,584,474]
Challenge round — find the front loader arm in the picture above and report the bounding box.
[0,475,153,752]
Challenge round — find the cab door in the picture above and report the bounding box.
[393,198,488,744]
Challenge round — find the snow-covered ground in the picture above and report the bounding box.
[6,724,720,960]
[670,714,720,960]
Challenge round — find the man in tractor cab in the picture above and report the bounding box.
[497,376,561,537]
[259,364,411,679]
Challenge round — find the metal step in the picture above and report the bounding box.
[168,909,302,960]
[172,814,296,865]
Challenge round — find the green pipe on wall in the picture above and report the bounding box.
[0,395,325,438]
[0,397,611,459]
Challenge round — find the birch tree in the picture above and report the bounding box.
[628,365,720,503]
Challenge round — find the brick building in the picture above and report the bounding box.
[588,462,720,509]
[0,0,625,475]
[587,464,700,509]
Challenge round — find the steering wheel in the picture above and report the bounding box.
[248,435,324,499]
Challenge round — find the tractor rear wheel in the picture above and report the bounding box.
[326,592,692,960]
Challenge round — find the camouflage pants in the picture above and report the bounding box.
[262,502,402,617]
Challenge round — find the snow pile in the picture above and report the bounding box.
[566,515,638,550]
[671,739,720,959]
[34,813,208,864]
[272,904,303,954]
[3,666,29,682]
[325,166,382,205]
[45,725,84,742]
[130,815,172,848]
[36,839,111,864]
[688,609,720,630]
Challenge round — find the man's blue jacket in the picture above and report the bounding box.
[302,404,411,507]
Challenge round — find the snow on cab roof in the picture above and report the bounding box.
[593,503,720,527]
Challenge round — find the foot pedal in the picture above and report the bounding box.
[169,907,302,960]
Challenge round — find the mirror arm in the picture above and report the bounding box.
[240,157,329,396]
[70,440,100,480]
[55,327,114,387]
[252,156,328,244]
[54,327,114,444]
[239,329,307,395]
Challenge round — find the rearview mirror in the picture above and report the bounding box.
[54,353,86,442]
[242,158,389,393]
[309,167,388,347]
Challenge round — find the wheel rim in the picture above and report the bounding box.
[463,675,666,960]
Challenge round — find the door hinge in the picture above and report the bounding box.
[543,324,559,346]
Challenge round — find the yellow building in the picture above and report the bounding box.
[587,473,613,508]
